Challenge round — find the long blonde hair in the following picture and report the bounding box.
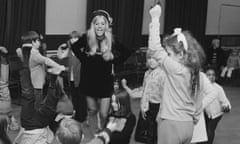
[87,15,113,60]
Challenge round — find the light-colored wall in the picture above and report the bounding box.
[206,0,240,35]
[46,0,164,35]
[46,0,240,35]
[46,0,86,35]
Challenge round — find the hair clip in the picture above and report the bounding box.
[173,28,188,51]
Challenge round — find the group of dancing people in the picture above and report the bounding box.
[0,4,232,144]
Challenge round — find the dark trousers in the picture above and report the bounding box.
[33,88,43,110]
[198,113,222,144]
[146,102,160,144]
[135,102,160,144]
[20,68,60,130]
[71,82,87,123]
[109,113,136,144]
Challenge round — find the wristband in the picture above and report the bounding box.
[96,129,111,144]
[97,135,106,144]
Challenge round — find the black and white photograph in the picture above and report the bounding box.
[0,0,239,144]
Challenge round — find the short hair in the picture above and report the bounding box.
[211,38,220,46]
[21,31,40,44]
[69,31,80,39]
[56,118,82,144]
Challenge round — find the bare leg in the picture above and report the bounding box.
[86,96,98,132]
[99,97,111,129]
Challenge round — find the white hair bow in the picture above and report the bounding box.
[173,28,188,51]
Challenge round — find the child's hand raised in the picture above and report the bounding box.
[0,46,8,54]
[149,4,161,19]
[121,79,128,88]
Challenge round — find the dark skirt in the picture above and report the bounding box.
[79,56,114,98]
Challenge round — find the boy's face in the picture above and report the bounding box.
[206,69,216,83]
[32,39,41,49]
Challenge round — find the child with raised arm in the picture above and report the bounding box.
[122,50,165,144]
[148,5,217,144]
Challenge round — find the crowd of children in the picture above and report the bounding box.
[0,3,233,144]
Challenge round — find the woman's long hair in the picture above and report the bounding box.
[0,115,11,144]
[163,31,206,98]
[87,15,113,60]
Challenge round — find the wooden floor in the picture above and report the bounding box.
[8,86,240,144]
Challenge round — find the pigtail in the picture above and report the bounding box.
[190,68,200,98]
[183,31,205,98]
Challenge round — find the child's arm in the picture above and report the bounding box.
[32,50,66,71]
[217,85,231,110]
[148,5,184,73]
[148,5,162,51]
[0,47,9,83]
[121,79,143,98]
[201,73,218,108]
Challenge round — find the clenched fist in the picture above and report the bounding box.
[149,4,161,19]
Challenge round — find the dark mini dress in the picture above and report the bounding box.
[71,34,131,98]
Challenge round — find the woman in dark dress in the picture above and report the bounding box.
[70,10,131,129]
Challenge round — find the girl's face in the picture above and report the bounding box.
[206,69,216,83]
[147,57,158,69]
[94,16,107,37]
[165,46,182,63]
[113,81,120,92]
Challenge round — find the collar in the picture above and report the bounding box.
[22,43,32,47]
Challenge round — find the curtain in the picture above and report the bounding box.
[1,0,46,54]
[0,0,8,45]
[87,0,144,51]
[164,0,208,45]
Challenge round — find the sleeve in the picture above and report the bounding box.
[71,34,87,62]
[217,85,231,109]
[87,138,104,144]
[128,87,143,98]
[0,64,9,84]
[148,14,185,74]
[0,55,9,83]
[111,39,132,65]
[32,50,64,69]
[201,73,218,108]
